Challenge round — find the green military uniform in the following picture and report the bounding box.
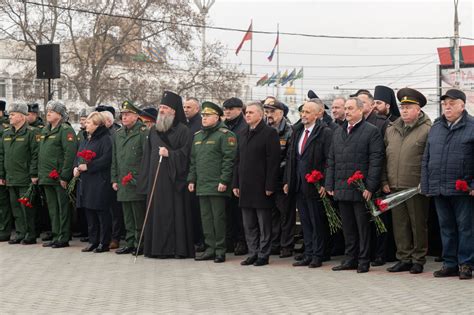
[111,101,148,252]
[0,115,12,241]
[38,122,77,245]
[187,102,237,259]
[30,117,45,129]
[0,122,40,243]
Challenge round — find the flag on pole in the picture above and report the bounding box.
[282,68,296,85]
[278,69,288,84]
[292,67,304,82]
[267,72,280,85]
[235,22,253,55]
[267,31,279,62]
[256,74,269,86]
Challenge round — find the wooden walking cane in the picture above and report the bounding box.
[134,154,163,263]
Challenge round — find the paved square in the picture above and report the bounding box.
[0,240,473,313]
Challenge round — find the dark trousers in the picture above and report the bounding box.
[0,185,12,240]
[434,196,474,268]
[200,196,226,256]
[372,211,396,261]
[242,207,272,259]
[338,201,372,264]
[296,192,327,259]
[9,186,36,241]
[271,192,296,251]
[187,190,204,245]
[226,196,246,248]
[110,197,124,241]
[85,208,112,246]
[75,207,88,236]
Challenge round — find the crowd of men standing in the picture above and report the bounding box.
[0,85,472,281]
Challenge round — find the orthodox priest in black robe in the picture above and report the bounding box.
[137,91,195,258]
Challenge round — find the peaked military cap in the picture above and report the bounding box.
[120,100,141,114]
[441,89,466,103]
[263,98,285,111]
[307,89,329,109]
[201,101,223,116]
[141,107,158,121]
[27,102,40,113]
[397,88,427,107]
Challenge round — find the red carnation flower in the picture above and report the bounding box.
[77,150,97,162]
[48,169,60,180]
[375,198,388,212]
[121,172,134,186]
[347,170,365,185]
[455,179,469,192]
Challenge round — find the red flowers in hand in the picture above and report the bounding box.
[121,172,134,186]
[305,170,324,184]
[347,170,364,185]
[18,197,33,208]
[375,198,388,212]
[77,150,96,162]
[48,169,59,180]
[455,179,469,192]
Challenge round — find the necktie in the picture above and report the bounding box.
[301,129,309,153]
[347,125,354,134]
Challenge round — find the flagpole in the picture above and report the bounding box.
[301,66,304,104]
[250,19,253,100]
[276,23,280,98]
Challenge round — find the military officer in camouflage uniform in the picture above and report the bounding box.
[112,100,148,255]
[0,100,11,242]
[188,102,237,263]
[0,102,40,244]
[38,101,77,248]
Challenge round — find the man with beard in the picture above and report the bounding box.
[137,91,194,258]
[373,85,400,122]
[263,98,295,258]
[223,97,248,256]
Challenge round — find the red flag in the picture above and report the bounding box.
[235,22,252,55]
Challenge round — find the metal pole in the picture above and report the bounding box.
[250,19,253,75]
[276,24,280,98]
[453,0,461,88]
[48,79,53,101]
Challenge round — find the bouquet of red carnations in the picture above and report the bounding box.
[305,169,342,234]
[347,170,387,234]
[121,172,136,186]
[373,186,421,216]
[67,149,97,202]
[18,183,35,208]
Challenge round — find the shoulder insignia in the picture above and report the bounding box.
[140,126,147,132]
[227,136,236,146]
[61,123,72,130]
[35,134,42,142]
[2,123,8,128]
[194,130,202,135]
[66,132,75,142]
[218,128,229,133]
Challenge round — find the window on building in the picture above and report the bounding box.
[0,79,6,98]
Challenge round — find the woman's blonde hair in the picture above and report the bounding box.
[86,111,106,126]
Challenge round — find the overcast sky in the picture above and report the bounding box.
[201,0,473,115]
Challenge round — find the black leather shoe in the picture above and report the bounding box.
[234,242,248,256]
[294,253,305,261]
[52,241,69,248]
[195,243,206,253]
[357,263,370,273]
[241,255,258,266]
[279,248,293,258]
[82,244,98,252]
[80,237,89,243]
[116,247,135,255]
[293,257,311,267]
[131,248,143,256]
[387,261,413,272]
[8,238,22,245]
[459,265,472,280]
[42,241,56,247]
[253,257,269,266]
[308,257,322,268]
[371,257,385,267]
[21,239,37,245]
[332,261,358,271]
[433,266,459,278]
[410,263,424,274]
[195,252,215,261]
[93,244,110,253]
[214,255,226,263]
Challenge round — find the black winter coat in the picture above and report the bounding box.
[225,113,247,138]
[421,110,474,196]
[233,119,280,209]
[325,119,385,201]
[285,120,333,198]
[75,125,113,210]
